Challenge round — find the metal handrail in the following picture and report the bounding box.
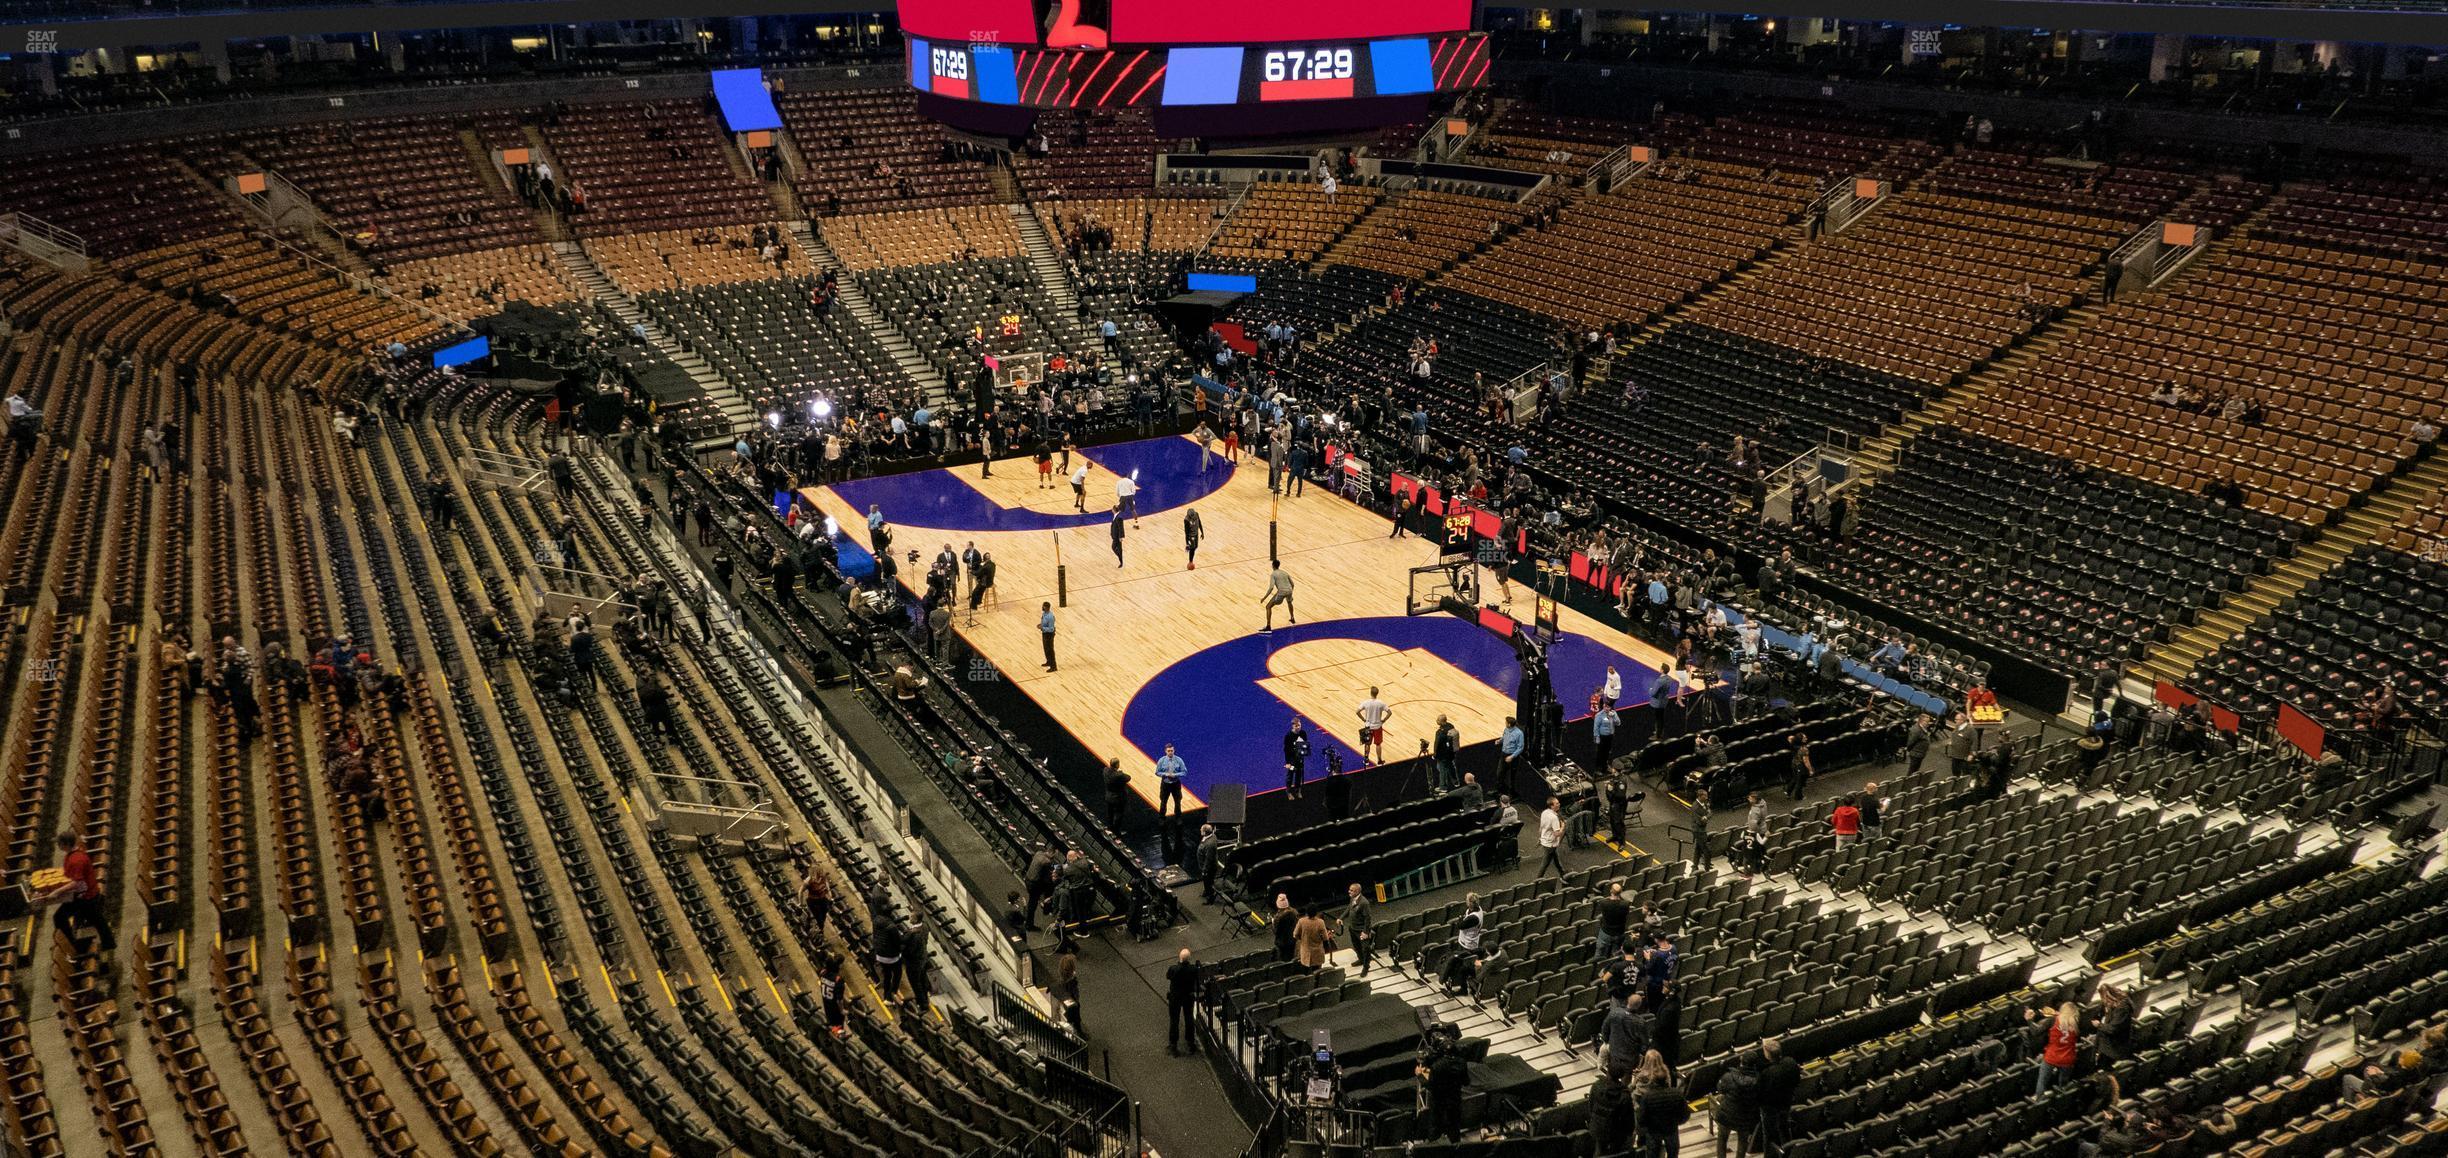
[1586,140,1632,184]
[0,211,88,260]
[1192,180,1255,265]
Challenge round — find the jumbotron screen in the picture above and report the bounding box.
[904,0,1486,110]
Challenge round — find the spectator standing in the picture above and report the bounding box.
[1858,783,1885,842]
[1023,844,1059,930]
[1596,881,1632,963]
[1272,894,1298,962]
[1653,981,1684,1079]
[1292,906,1329,970]
[1754,1036,1801,1154]
[1338,883,1374,975]
[1592,703,1620,773]
[37,832,113,956]
[1785,732,1814,800]
[1600,991,1652,1080]
[1282,720,1309,799]
[1165,948,1202,1055]
[1712,1052,1761,1158]
[1633,1051,1688,1157]
[1498,717,1526,796]
[1830,796,1862,850]
[1154,744,1187,816]
[901,918,933,1011]
[2029,1002,2082,1094]
[1537,796,1567,877]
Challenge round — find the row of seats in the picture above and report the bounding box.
[1442,162,1802,329]
[1206,181,1382,263]
[778,86,993,216]
[223,114,538,260]
[541,99,769,235]
[1318,186,1528,283]
[2188,497,2448,730]
[1011,108,1186,197]
[1756,424,2303,675]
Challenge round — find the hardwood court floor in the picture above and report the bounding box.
[807,436,1674,808]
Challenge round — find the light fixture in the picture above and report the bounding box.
[765,411,782,428]
[813,398,833,419]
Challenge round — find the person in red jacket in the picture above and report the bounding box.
[1830,796,1863,850]
[2029,1002,2082,1094]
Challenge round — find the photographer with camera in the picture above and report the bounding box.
[1414,1022,1471,1143]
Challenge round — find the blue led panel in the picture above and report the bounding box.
[1162,46,1245,106]
[1370,38,1434,95]
[974,45,1019,104]
[909,38,931,92]
[431,336,490,368]
[710,68,783,132]
[1186,271,1258,293]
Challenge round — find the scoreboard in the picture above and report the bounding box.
[904,0,1486,110]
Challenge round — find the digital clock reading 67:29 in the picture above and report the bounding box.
[1262,47,1355,82]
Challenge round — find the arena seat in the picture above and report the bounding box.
[1012,108,1189,197]
[541,99,770,235]
[1206,180,1382,264]
[223,115,538,261]
[779,87,994,216]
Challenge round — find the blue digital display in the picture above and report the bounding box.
[710,68,783,132]
[973,45,1019,104]
[1163,46,1245,106]
[431,336,490,368]
[1187,271,1258,294]
[908,38,931,91]
[1369,38,1433,95]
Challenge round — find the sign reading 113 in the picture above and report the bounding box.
[1263,48,1355,82]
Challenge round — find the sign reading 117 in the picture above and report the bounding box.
[1263,47,1355,82]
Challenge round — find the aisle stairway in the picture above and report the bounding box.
[1849,309,2098,482]
[1008,203,1080,317]
[548,240,755,438]
[792,222,954,407]
[2136,451,2448,685]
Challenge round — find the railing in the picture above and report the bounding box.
[0,211,89,269]
[2105,220,2160,271]
[1192,180,1255,265]
[1379,844,1485,902]
[1501,362,1550,425]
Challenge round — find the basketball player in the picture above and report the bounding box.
[1260,563,1296,629]
[1355,687,1391,764]
[1071,462,1090,512]
[1183,508,1203,570]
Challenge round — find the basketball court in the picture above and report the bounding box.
[804,434,1678,809]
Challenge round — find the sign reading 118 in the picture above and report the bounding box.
[1263,47,1355,82]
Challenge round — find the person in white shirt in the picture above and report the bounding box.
[1354,687,1390,763]
[332,412,359,446]
[1537,797,1566,878]
[1115,473,1139,526]
[1600,666,1622,709]
[1070,463,1090,512]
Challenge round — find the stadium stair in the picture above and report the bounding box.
[1850,316,2089,482]
[986,161,1022,205]
[791,221,953,407]
[549,240,755,438]
[1007,203,1081,317]
[499,127,571,243]
[2136,450,2448,686]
